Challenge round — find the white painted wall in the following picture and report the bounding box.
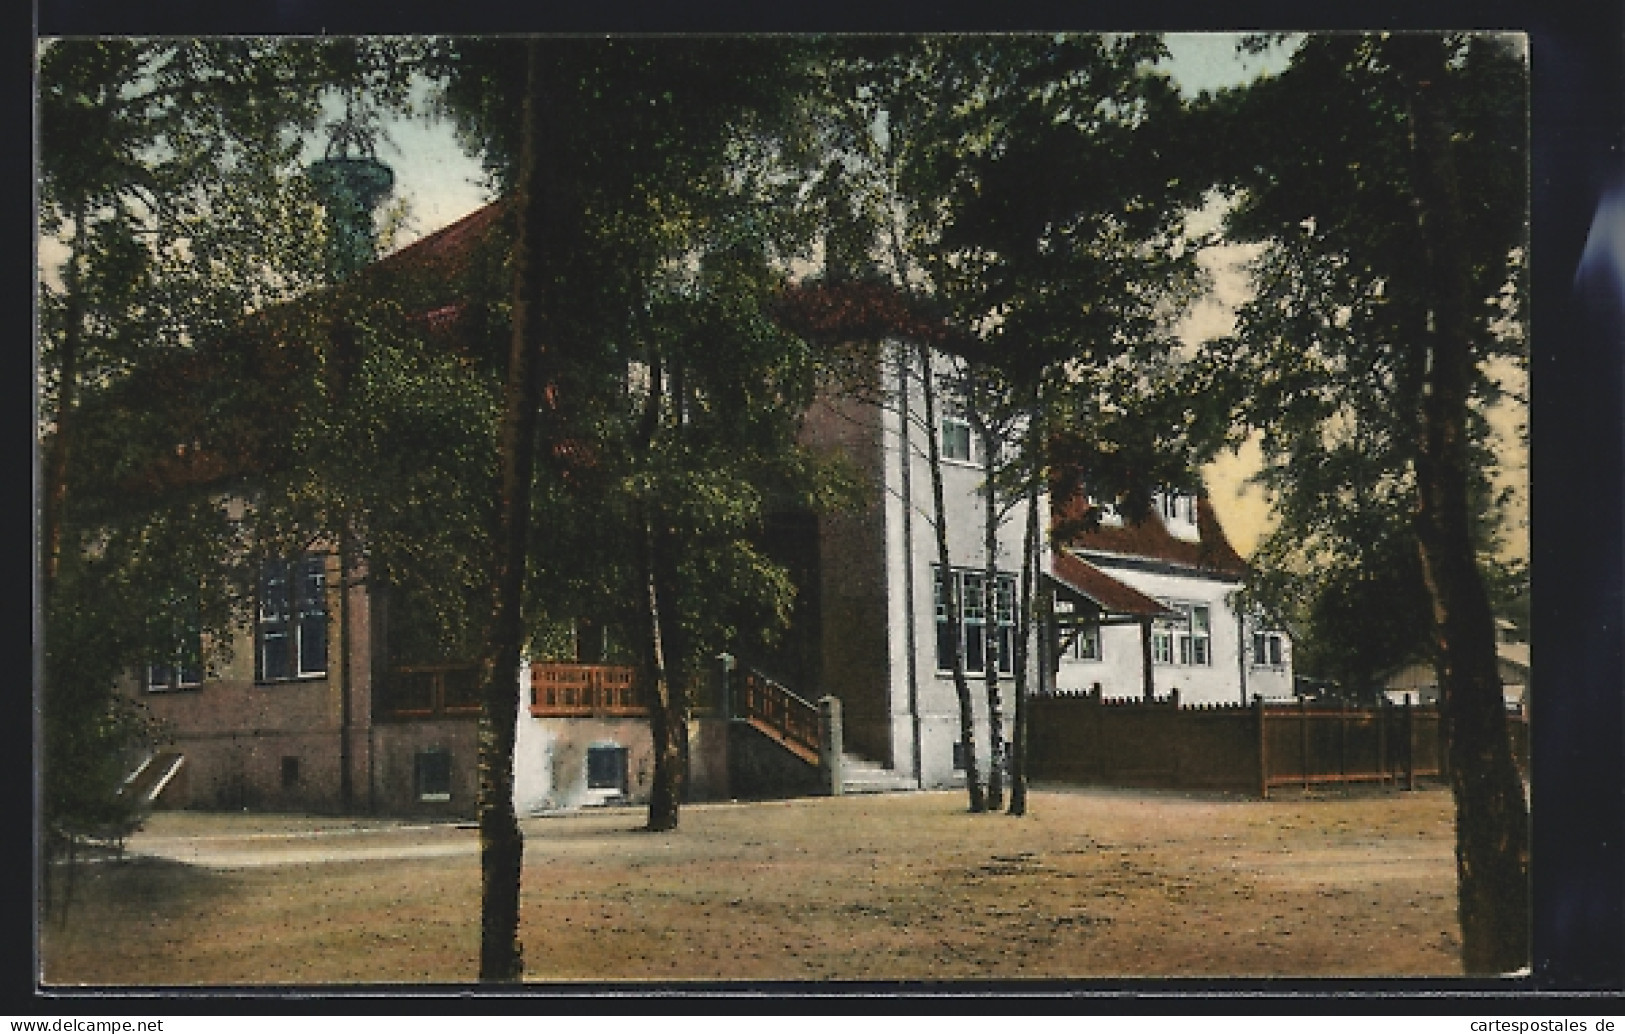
[512,658,555,815]
[1053,553,1295,705]
[881,345,1047,788]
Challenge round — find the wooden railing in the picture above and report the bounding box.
[734,665,821,762]
[530,663,644,718]
[383,663,482,719]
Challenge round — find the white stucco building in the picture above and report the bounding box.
[1048,489,1294,706]
[793,341,1293,791]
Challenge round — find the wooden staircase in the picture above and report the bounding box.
[732,665,823,768]
[730,663,916,795]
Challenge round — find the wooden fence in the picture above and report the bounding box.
[1030,688,1528,798]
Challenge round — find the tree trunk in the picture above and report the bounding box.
[1007,441,1041,817]
[918,342,985,812]
[476,38,563,983]
[1397,34,1529,975]
[43,201,88,597]
[632,342,686,832]
[978,418,1004,811]
[642,514,686,832]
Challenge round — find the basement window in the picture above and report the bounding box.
[415,749,452,802]
[586,745,629,793]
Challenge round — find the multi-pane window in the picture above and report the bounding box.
[992,576,1015,671]
[961,571,986,673]
[1152,620,1176,665]
[1252,631,1285,669]
[941,414,973,462]
[1153,602,1212,667]
[1161,492,1193,522]
[934,566,1015,675]
[1181,605,1212,665]
[147,588,204,691]
[258,554,328,681]
[147,614,203,692]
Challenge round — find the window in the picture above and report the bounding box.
[258,554,328,681]
[1161,492,1193,522]
[1070,620,1101,661]
[148,618,203,692]
[941,414,973,462]
[1152,622,1175,665]
[934,566,1016,675]
[1154,602,1212,667]
[1181,605,1212,666]
[586,745,629,792]
[1252,632,1285,669]
[952,740,968,772]
[415,749,452,802]
[280,756,300,789]
[961,571,986,673]
[992,576,1015,672]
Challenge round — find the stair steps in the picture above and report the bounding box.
[118,751,185,806]
[840,753,917,794]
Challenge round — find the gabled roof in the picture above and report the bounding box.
[1051,487,1249,579]
[1048,548,1177,619]
[366,200,508,287]
[102,200,515,497]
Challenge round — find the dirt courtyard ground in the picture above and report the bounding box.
[39,785,1465,985]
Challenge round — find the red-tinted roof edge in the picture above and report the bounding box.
[1048,549,1178,619]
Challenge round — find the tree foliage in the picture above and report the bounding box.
[36,38,422,838]
[1202,34,1527,679]
[826,35,1212,807]
[1201,32,1529,974]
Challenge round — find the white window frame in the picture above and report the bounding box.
[258,553,329,682]
[1252,631,1286,669]
[1161,492,1195,523]
[933,566,1016,676]
[147,599,204,692]
[1153,601,1212,667]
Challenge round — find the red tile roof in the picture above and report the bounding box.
[1051,487,1249,579]
[367,200,508,284]
[105,203,514,497]
[1048,549,1176,618]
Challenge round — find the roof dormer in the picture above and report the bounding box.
[1158,490,1201,543]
